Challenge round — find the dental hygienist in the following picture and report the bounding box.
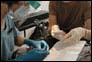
[1,1,49,61]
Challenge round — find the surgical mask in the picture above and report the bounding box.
[62,1,72,3]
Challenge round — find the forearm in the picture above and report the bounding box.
[17,35,25,46]
[48,15,57,32]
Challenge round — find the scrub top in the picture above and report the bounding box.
[1,13,21,61]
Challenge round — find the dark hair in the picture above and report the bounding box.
[1,1,19,7]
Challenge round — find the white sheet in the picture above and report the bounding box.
[44,41,86,61]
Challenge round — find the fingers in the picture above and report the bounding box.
[54,30,66,35]
[51,30,66,40]
[62,30,78,46]
[62,33,80,47]
[64,31,72,39]
[61,38,75,48]
[41,40,49,51]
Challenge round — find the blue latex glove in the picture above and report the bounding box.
[15,48,49,61]
[24,39,49,51]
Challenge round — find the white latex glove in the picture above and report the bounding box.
[51,25,66,40]
[61,27,86,47]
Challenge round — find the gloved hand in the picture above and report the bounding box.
[51,25,66,40]
[24,39,49,51]
[16,45,30,56]
[61,27,86,47]
[15,48,49,61]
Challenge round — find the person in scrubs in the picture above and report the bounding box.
[1,1,49,61]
